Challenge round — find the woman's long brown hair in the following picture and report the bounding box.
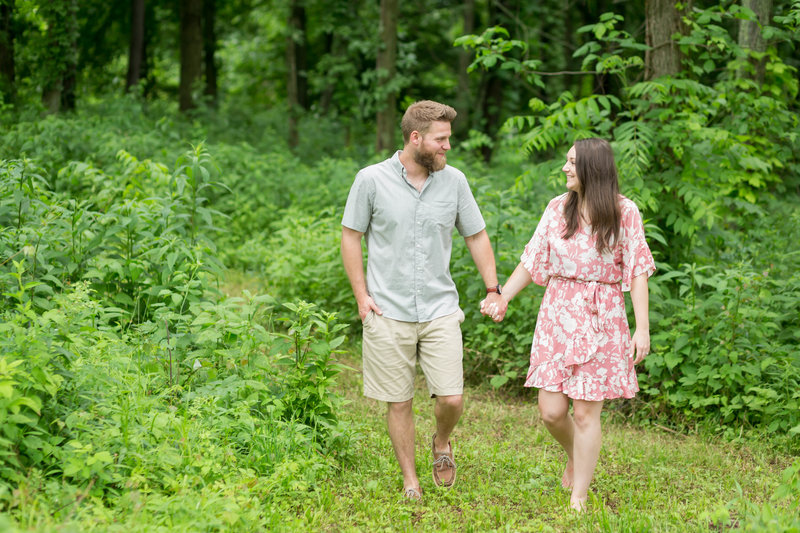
[562,138,621,253]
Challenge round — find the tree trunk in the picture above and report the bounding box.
[179,0,203,112]
[476,0,515,162]
[60,0,78,111]
[286,0,307,149]
[645,0,689,80]
[0,0,15,103]
[127,0,146,90]
[141,1,155,97]
[455,0,475,137]
[737,0,772,83]
[39,0,78,113]
[375,0,398,153]
[480,75,503,162]
[319,32,342,115]
[203,0,217,104]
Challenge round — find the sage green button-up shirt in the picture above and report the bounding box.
[342,151,486,323]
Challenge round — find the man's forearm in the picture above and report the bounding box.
[464,229,499,288]
[341,228,368,300]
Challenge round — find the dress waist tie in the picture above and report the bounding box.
[548,276,621,367]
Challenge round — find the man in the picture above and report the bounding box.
[341,100,504,501]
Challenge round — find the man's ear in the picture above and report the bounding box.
[410,130,421,145]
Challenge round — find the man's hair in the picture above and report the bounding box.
[401,100,457,143]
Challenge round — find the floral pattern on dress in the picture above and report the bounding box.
[520,193,655,401]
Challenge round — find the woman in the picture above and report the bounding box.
[482,138,655,511]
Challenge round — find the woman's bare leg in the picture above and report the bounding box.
[570,399,604,511]
[537,390,575,488]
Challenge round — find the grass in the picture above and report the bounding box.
[290,350,793,532]
[0,275,792,532]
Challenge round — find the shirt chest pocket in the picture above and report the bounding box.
[421,201,457,229]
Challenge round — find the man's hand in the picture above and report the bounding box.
[480,293,507,322]
[358,295,383,320]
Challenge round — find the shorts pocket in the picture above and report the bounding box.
[362,310,376,326]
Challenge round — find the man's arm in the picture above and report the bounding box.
[341,226,382,319]
[463,229,504,309]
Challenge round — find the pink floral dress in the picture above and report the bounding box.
[520,193,655,401]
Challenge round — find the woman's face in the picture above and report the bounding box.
[562,145,581,193]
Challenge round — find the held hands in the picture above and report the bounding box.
[630,328,650,365]
[480,293,508,322]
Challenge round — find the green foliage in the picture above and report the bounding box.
[712,459,800,531]
[442,6,800,447]
[489,6,800,263]
[641,262,800,438]
[14,0,79,101]
[0,110,356,524]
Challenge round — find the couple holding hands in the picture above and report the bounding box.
[341,101,655,512]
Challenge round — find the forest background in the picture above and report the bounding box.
[0,0,799,530]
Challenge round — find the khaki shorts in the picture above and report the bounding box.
[361,309,465,402]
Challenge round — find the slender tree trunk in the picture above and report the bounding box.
[0,0,15,103]
[60,0,78,111]
[480,76,502,162]
[645,0,690,80]
[477,0,514,162]
[319,32,341,114]
[127,0,146,90]
[179,0,203,112]
[141,1,155,97]
[737,0,772,83]
[286,0,307,149]
[455,0,475,137]
[203,0,217,104]
[375,0,398,153]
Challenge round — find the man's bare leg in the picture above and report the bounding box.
[387,399,419,492]
[433,394,463,451]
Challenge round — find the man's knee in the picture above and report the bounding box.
[388,398,414,415]
[436,394,463,413]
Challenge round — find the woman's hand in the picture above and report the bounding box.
[630,328,650,365]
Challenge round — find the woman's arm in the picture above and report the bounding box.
[629,273,650,364]
[480,262,534,322]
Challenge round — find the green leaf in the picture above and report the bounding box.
[490,375,510,388]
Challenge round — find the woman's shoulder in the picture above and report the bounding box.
[547,193,569,210]
[617,194,642,214]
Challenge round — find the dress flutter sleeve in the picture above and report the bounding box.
[620,200,656,291]
[520,199,557,287]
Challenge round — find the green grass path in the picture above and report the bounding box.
[291,353,791,532]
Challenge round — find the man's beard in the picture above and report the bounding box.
[413,146,446,173]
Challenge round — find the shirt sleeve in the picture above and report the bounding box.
[454,173,486,237]
[620,200,656,292]
[341,170,375,232]
[520,199,557,287]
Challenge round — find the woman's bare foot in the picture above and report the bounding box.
[561,460,574,489]
[569,497,587,512]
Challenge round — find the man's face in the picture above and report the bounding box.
[413,121,451,173]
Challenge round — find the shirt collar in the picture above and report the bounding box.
[390,150,406,178]
[392,149,442,180]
